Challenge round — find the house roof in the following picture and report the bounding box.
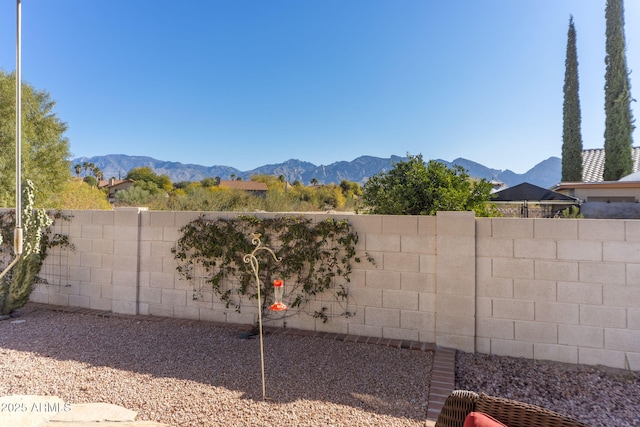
[493,182,578,202]
[97,179,133,189]
[582,147,640,182]
[618,170,640,182]
[552,180,640,191]
[218,180,268,191]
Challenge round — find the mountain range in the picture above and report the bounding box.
[70,154,562,189]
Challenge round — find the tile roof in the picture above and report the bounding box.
[582,147,640,182]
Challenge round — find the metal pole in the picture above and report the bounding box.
[1,0,23,280]
[15,0,23,253]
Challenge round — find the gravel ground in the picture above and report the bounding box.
[456,352,640,427]
[0,306,432,427]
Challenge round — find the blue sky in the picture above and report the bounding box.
[0,1,638,173]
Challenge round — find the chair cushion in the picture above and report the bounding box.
[463,411,508,427]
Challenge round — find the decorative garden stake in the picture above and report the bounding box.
[269,279,288,312]
[243,233,281,400]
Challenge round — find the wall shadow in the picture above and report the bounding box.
[0,305,433,423]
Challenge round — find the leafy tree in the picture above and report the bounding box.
[200,177,220,187]
[338,180,363,211]
[136,180,168,196]
[83,176,97,187]
[603,0,635,181]
[126,166,172,194]
[339,180,362,198]
[173,181,192,190]
[0,70,71,207]
[362,154,497,216]
[115,186,152,206]
[45,180,112,210]
[312,184,346,210]
[561,16,584,182]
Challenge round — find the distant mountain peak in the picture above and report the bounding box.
[70,154,562,189]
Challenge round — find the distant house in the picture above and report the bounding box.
[551,180,640,203]
[492,182,578,218]
[547,147,640,218]
[552,146,640,200]
[98,178,135,203]
[551,176,640,219]
[217,180,268,197]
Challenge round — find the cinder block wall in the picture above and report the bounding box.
[29,209,640,370]
[476,217,640,370]
[33,209,440,343]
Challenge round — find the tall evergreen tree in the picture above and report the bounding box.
[603,0,635,181]
[562,16,584,182]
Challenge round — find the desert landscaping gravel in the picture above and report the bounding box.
[456,352,640,427]
[2,305,639,426]
[0,306,432,426]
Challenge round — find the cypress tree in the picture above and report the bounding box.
[562,16,584,182]
[603,0,635,181]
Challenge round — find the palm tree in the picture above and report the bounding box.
[93,167,104,182]
[74,164,82,176]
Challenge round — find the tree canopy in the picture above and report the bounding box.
[0,70,71,207]
[362,154,498,216]
[125,166,172,194]
[45,180,112,210]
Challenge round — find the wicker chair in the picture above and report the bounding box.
[434,390,589,427]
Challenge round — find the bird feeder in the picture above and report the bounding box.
[269,279,288,311]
